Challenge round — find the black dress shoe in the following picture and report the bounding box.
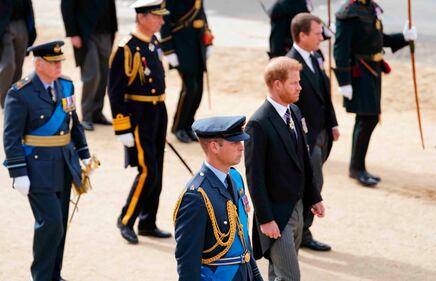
[175,130,192,143]
[187,129,199,142]
[116,215,122,229]
[93,114,112,125]
[350,170,380,186]
[366,171,381,182]
[120,226,139,244]
[81,121,94,131]
[138,228,172,238]
[301,239,332,251]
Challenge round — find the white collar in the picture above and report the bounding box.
[293,43,313,61]
[267,96,288,120]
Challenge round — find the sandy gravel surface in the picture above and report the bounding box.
[0,4,436,281]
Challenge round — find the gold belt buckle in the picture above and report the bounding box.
[243,252,250,263]
[371,53,383,62]
[193,19,204,29]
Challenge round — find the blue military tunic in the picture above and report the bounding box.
[174,164,263,281]
[3,72,90,192]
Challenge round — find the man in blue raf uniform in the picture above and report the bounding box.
[334,0,417,187]
[109,0,171,244]
[174,116,264,281]
[3,40,91,281]
[160,0,214,143]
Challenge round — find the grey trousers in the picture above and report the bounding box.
[80,33,112,122]
[0,20,28,108]
[268,200,304,281]
[303,129,329,242]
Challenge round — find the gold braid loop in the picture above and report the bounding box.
[173,190,187,225]
[197,187,239,265]
[123,46,145,86]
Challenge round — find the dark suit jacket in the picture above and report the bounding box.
[287,47,338,157]
[3,73,90,192]
[245,101,322,259]
[0,0,36,50]
[61,0,117,66]
[174,164,262,281]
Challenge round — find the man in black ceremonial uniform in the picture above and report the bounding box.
[61,0,118,130]
[0,0,36,108]
[109,0,171,244]
[160,0,214,143]
[268,0,310,58]
[174,116,263,281]
[334,0,417,187]
[3,40,91,281]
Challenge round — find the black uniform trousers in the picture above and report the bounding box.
[120,103,167,230]
[172,69,204,133]
[28,164,72,281]
[350,114,379,172]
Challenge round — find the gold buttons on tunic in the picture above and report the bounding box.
[34,155,39,159]
[148,78,153,83]
[60,131,65,135]
[151,89,156,94]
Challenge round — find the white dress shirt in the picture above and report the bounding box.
[293,43,315,73]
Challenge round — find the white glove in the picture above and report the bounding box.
[82,158,91,166]
[13,176,30,196]
[165,53,179,67]
[206,46,213,60]
[117,133,135,148]
[338,85,353,100]
[323,24,334,39]
[403,21,418,41]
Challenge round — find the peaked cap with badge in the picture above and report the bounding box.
[27,40,66,61]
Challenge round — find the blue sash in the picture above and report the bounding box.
[22,79,73,156]
[200,168,249,281]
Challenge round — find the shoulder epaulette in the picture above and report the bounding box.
[186,171,207,192]
[12,76,31,90]
[173,172,207,224]
[118,35,132,47]
[59,75,72,81]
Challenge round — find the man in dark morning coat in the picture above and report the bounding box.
[287,13,339,252]
[174,116,263,281]
[245,57,325,280]
[160,0,214,143]
[61,0,118,130]
[334,0,417,187]
[0,0,36,108]
[3,41,91,281]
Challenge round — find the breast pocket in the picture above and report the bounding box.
[29,109,53,130]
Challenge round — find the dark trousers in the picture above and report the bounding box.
[28,171,72,281]
[120,103,167,230]
[0,20,28,108]
[80,33,113,122]
[350,114,379,172]
[303,129,329,242]
[171,70,204,133]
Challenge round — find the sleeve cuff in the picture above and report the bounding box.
[112,114,132,134]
